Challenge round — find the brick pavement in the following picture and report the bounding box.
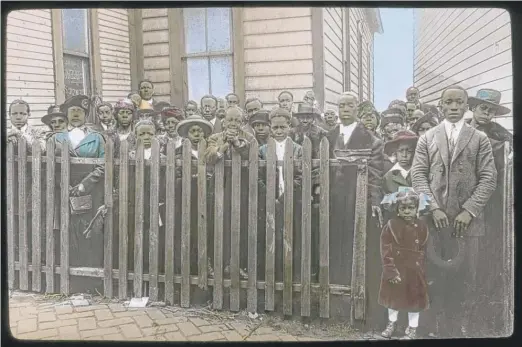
[8,292,333,341]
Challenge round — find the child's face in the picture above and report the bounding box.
[50,116,67,131]
[97,105,113,124]
[270,116,290,141]
[395,143,415,168]
[164,117,180,136]
[187,124,205,144]
[398,200,417,222]
[136,124,155,148]
[185,104,198,116]
[253,122,270,137]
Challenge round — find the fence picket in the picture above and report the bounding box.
[133,140,145,297]
[181,139,192,307]
[300,137,312,317]
[18,137,29,290]
[230,150,241,312]
[118,141,129,299]
[45,140,55,293]
[60,141,70,295]
[213,156,225,310]
[247,140,259,313]
[31,141,42,292]
[148,138,160,301]
[103,138,114,298]
[502,142,514,335]
[165,140,176,305]
[319,138,330,318]
[197,140,208,290]
[350,163,368,323]
[283,139,294,316]
[265,139,276,311]
[7,143,15,289]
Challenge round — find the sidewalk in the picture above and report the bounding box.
[8,291,363,341]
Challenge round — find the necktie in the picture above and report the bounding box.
[449,124,457,153]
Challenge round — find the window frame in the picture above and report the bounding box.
[180,7,235,103]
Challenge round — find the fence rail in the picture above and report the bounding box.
[7,136,372,320]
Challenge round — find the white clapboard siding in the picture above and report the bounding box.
[142,8,170,99]
[6,9,55,128]
[323,8,344,109]
[243,7,313,108]
[414,8,513,131]
[98,9,132,104]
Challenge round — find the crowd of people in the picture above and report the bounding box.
[7,80,513,339]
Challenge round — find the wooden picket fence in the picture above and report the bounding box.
[6,136,372,321]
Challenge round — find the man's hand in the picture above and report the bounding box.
[225,128,239,144]
[389,275,401,284]
[372,205,383,228]
[432,208,449,230]
[454,209,473,238]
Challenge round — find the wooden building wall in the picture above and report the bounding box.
[242,7,314,110]
[6,10,56,126]
[323,8,344,110]
[414,8,512,131]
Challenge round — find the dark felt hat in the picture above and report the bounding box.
[176,114,213,138]
[249,110,270,125]
[60,95,90,113]
[384,130,419,156]
[468,88,511,115]
[42,105,67,126]
[411,113,439,134]
[294,103,321,118]
[161,106,185,122]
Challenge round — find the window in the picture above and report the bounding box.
[182,8,233,102]
[62,9,92,100]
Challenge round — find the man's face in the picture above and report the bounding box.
[303,93,315,106]
[10,103,29,128]
[441,89,468,123]
[406,88,419,103]
[473,103,497,125]
[245,100,262,120]
[187,124,205,144]
[139,82,154,100]
[408,110,424,126]
[253,122,270,137]
[129,93,141,107]
[185,104,198,116]
[398,200,417,222]
[405,102,418,118]
[201,98,217,120]
[338,95,358,123]
[383,121,403,141]
[360,112,378,131]
[417,122,434,136]
[324,110,338,125]
[67,106,86,127]
[117,109,133,127]
[50,116,67,132]
[396,143,415,168]
[227,95,239,107]
[224,108,242,130]
[278,93,293,112]
[136,124,155,148]
[97,105,113,124]
[164,117,180,136]
[298,114,314,128]
[270,116,290,141]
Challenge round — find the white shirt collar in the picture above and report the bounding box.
[20,124,28,132]
[192,149,199,158]
[210,118,216,125]
[443,118,465,139]
[389,162,410,179]
[339,122,357,144]
[275,137,288,161]
[144,147,152,160]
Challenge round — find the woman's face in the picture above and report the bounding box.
[67,106,86,128]
[164,117,180,136]
[50,116,67,131]
[417,122,434,136]
[360,113,378,131]
[97,105,113,124]
[136,124,155,148]
[117,109,133,127]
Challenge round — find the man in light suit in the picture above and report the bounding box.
[411,85,497,337]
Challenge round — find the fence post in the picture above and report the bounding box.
[181,139,192,307]
[264,138,276,311]
[18,137,29,290]
[60,142,70,295]
[230,149,242,312]
[197,139,208,291]
[165,140,177,305]
[247,139,259,313]
[282,139,294,316]
[104,138,114,298]
[31,140,42,292]
[350,160,368,323]
[7,142,15,289]
[300,137,312,317]
[502,142,514,335]
[134,140,145,297]
[45,140,56,293]
[118,140,129,299]
[213,152,225,310]
[318,138,330,318]
[148,138,161,301]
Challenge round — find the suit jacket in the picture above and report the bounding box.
[326,122,384,207]
[205,129,256,165]
[289,124,328,159]
[382,168,412,195]
[411,122,497,236]
[210,117,223,134]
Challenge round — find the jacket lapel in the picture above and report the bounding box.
[390,170,411,187]
[451,123,473,164]
[434,124,449,169]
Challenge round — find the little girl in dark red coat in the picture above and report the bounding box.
[379,191,429,339]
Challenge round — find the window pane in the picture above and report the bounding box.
[62,9,89,54]
[183,8,207,54]
[187,57,210,102]
[64,54,90,99]
[210,56,233,97]
[207,8,231,52]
